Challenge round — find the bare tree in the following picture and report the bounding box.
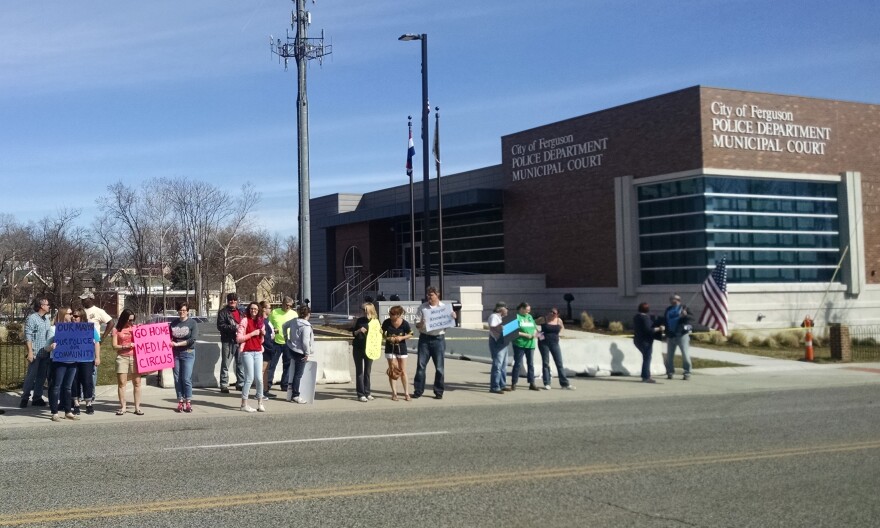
[164,177,231,316]
[99,183,153,316]
[27,210,92,308]
[212,184,268,302]
[0,215,32,318]
[266,234,300,301]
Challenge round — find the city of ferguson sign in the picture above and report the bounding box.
[509,134,608,182]
[710,101,831,155]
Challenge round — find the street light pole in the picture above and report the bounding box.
[399,33,431,294]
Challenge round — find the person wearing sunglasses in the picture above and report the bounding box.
[70,307,102,415]
[46,307,87,421]
[112,309,141,415]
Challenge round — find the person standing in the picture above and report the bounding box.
[46,307,88,421]
[351,303,378,402]
[282,305,315,404]
[538,307,574,390]
[487,302,510,394]
[259,300,275,401]
[236,302,266,413]
[21,298,52,408]
[170,302,199,413]
[48,307,101,422]
[112,309,142,415]
[267,297,297,396]
[413,287,454,400]
[79,291,114,408]
[511,302,539,391]
[381,305,413,401]
[633,302,660,383]
[661,294,693,380]
[216,293,244,393]
[70,306,102,416]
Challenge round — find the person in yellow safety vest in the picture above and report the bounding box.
[266,296,298,397]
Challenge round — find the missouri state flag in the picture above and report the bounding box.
[406,127,415,177]
[699,257,729,336]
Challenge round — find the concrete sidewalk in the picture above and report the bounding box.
[2,347,880,428]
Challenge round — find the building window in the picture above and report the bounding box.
[393,205,504,275]
[637,175,840,284]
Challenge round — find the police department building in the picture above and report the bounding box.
[310,86,880,328]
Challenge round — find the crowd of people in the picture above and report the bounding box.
[17,287,690,420]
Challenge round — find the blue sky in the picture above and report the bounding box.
[1,0,878,237]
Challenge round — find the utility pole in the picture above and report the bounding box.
[271,0,331,306]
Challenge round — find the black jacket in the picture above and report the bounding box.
[633,313,657,348]
[216,306,243,343]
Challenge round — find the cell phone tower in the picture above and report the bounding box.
[270,0,331,306]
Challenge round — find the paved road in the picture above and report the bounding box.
[1,383,879,527]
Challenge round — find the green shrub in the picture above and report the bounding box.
[729,330,751,347]
[580,311,595,331]
[608,321,624,333]
[774,331,800,348]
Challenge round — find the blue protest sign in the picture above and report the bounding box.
[53,322,96,362]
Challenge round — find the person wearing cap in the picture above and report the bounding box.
[80,291,114,342]
[660,294,693,380]
[78,291,113,410]
[487,302,510,394]
[216,292,245,393]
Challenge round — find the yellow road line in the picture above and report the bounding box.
[2,440,878,526]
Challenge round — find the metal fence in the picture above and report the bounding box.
[0,338,28,390]
[849,325,880,361]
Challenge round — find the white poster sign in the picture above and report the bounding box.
[422,304,455,333]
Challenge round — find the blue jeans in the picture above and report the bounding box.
[240,351,263,401]
[666,335,692,375]
[22,350,51,402]
[635,340,653,380]
[71,361,95,402]
[50,362,78,414]
[414,334,445,397]
[268,343,291,390]
[489,337,509,391]
[511,346,535,386]
[220,341,243,389]
[287,353,308,398]
[538,341,570,387]
[173,350,195,400]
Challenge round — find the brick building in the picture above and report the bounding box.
[310,86,880,328]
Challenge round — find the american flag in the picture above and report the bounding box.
[699,257,729,336]
[406,126,415,178]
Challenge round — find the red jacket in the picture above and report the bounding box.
[236,316,265,352]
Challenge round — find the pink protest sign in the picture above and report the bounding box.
[133,323,174,373]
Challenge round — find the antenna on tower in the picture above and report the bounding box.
[269,1,331,71]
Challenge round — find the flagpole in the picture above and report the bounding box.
[408,117,417,302]
[434,106,445,296]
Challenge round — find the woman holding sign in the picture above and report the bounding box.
[381,305,413,401]
[236,302,266,412]
[47,307,97,421]
[113,309,142,415]
[351,303,379,402]
[511,302,539,391]
[70,308,102,415]
[170,302,199,413]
